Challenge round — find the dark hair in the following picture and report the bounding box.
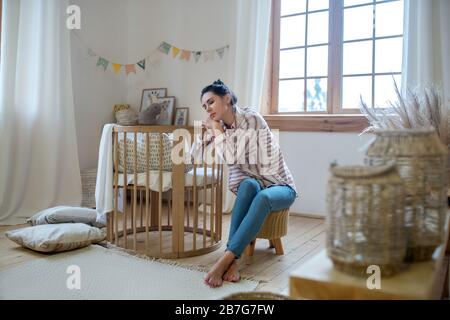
[200,79,238,107]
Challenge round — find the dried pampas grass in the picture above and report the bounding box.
[360,79,450,149]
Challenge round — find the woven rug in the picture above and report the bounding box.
[0,245,258,300]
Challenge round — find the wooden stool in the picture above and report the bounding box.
[245,208,289,256]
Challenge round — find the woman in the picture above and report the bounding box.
[198,79,298,288]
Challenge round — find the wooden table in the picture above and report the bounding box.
[289,214,450,300]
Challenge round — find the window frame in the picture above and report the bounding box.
[266,0,403,132]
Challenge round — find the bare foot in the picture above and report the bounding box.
[223,260,240,282]
[204,251,235,288]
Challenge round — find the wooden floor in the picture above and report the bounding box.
[0,212,325,295]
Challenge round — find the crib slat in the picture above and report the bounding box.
[217,164,223,241]
[211,161,215,245]
[172,134,186,256]
[145,133,150,255]
[167,191,171,226]
[123,132,128,249]
[133,132,138,251]
[187,189,190,229]
[203,162,207,248]
[159,133,163,254]
[214,165,219,243]
[140,189,143,228]
[114,131,119,244]
[193,163,197,251]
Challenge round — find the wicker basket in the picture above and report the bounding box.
[115,108,138,126]
[81,168,97,208]
[365,128,448,262]
[326,163,407,277]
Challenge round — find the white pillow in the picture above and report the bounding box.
[26,206,105,228]
[5,223,106,253]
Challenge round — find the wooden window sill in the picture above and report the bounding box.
[263,114,369,133]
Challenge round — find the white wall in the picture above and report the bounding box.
[71,0,374,216]
[280,132,373,216]
[70,0,128,171]
[125,0,233,123]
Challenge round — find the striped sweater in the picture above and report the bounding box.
[192,106,298,198]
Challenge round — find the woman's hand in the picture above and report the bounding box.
[201,117,223,137]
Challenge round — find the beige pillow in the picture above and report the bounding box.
[26,206,104,228]
[5,223,106,253]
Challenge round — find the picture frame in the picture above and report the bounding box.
[174,107,189,125]
[140,88,167,112]
[153,96,176,125]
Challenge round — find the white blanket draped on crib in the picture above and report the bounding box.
[95,124,117,226]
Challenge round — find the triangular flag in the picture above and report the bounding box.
[203,50,215,62]
[172,47,180,58]
[216,47,225,59]
[193,51,202,63]
[180,50,191,61]
[125,64,136,75]
[148,50,162,65]
[96,57,109,71]
[158,42,171,55]
[137,59,145,70]
[112,63,122,74]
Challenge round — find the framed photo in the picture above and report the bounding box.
[174,107,189,125]
[154,96,176,125]
[140,88,167,112]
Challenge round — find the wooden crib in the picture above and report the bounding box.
[106,125,224,258]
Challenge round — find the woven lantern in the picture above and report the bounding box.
[365,128,448,261]
[326,163,407,277]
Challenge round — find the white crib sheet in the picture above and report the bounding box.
[116,167,217,192]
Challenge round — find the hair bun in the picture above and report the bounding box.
[213,79,224,86]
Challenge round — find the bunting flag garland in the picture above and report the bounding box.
[87,48,97,57]
[180,50,191,61]
[172,46,180,58]
[193,51,202,63]
[137,59,146,70]
[203,50,215,62]
[158,42,229,63]
[125,64,136,75]
[96,57,109,71]
[73,31,229,76]
[112,63,122,74]
[216,47,225,59]
[158,42,171,55]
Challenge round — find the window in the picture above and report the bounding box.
[268,0,404,131]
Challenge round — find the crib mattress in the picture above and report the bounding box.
[116,167,217,192]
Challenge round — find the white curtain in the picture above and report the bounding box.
[0,0,81,225]
[402,0,450,105]
[221,0,272,213]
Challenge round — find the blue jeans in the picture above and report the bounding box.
[226,178,296,259]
